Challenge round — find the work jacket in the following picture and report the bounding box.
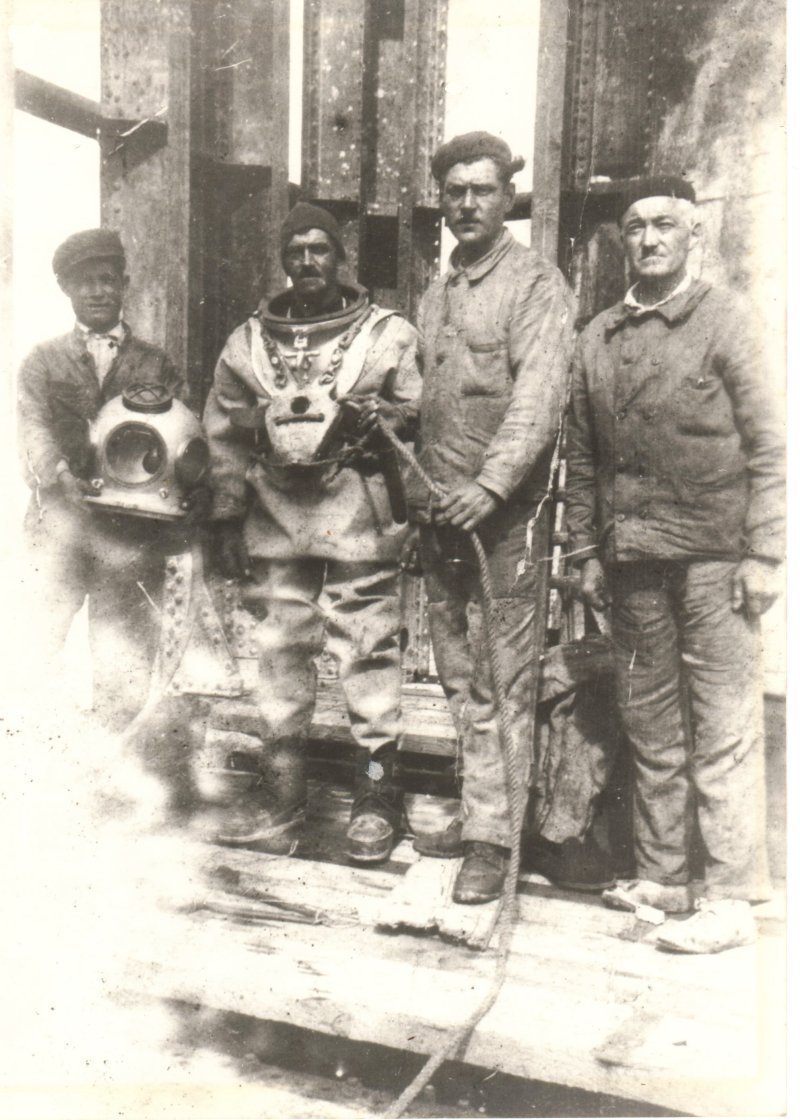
[566,279,784,565]
[411,229,575,519]
[17,324,183,492]
[203,285,422,562]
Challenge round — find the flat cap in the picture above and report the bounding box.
[280,202,345,258]
[52,228,126,277]
[619,175,696,221]
[431,131,525,183]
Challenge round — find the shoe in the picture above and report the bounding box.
[656,899,757,954]
[213,799,305,854]
[527,835,615,892]
[453,842,509,905]
[413,817,464,858]
[602,879,692,914]
[210,736,307,855]
[346,747,405,864]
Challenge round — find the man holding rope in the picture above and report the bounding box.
[410,133,575,903]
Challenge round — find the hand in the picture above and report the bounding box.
[338,394,406,438]
[213,520,252,580]
[180,485,213,525]
[578,557,611,611]
[57,467,93,510]
[731,557,781,619]
[434,479,500,531]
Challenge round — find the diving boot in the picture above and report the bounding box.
[215,736,307,855]
[346,744,405,864]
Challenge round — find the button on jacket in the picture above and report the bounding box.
[566,279,784,565]
[410,229,575,517]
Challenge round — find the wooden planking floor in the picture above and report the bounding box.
[119,783,786,1118]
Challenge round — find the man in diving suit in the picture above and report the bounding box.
[203,203,421,863]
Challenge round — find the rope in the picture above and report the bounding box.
[376,421,528,1119]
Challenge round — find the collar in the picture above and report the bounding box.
[445,227,514,285]
[604,277,712,336]
[623,273,691,314]
[259,282,370,336]
[75,320,126,342]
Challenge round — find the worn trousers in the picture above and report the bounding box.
[243,558,402,753]
[609,560,770,900]
[24,495,164,730]
[420,510,549,848]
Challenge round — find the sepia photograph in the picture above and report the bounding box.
[1,0,790,1116]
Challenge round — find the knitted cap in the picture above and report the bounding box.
[52,228,126,278]
[431,132,525,183]
[280,202,345,259]
[618,175,696,222]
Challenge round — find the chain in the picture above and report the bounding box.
[258,303,376,390]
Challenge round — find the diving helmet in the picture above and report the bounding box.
[85,383,209,520]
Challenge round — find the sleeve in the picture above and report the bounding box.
[564,331,601,563]
[475,264,575,501]
[719,307,785,564]
[202,328,259,521]
[16,346,64,490]
[378,320,422,440]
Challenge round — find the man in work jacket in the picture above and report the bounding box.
[17,228,187,731]
[566,176,784,953]
[410,132,576,904]
[203,202,421,863]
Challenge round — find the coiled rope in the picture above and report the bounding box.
[375,420,527,1119]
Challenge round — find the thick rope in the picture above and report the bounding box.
[376,423,527,1119]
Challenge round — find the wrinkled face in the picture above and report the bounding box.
[283,229,340,305]
[59,258,128,331]
[620,196,699,285]
[440,158,514,260]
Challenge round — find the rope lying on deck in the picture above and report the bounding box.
[375,420,528,1119]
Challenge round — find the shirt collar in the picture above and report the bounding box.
[604,277,710,335]
[623,273,692,315]
[445,227,514,284]
[76,320,126,341]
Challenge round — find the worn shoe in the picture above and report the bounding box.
[214,799,306,854]
[527,835,615,892]
[602,879,692,914]
[412,817,464,858]
[453,842,509,905]
[656,899,757,954]
[347,749,405,864]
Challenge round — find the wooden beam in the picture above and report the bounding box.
[14,69,103,138]
[530,0,570,262]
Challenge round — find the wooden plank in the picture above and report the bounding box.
[14,69,103,138]
[101,0,201,387]
[376,855,502,951]
[530,0,570,262]
[122,888,778,1117]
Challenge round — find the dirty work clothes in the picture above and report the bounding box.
[609,560,770,901]
[410,228,574,518]
[17,326,185,728]
[420,510,549,847]
[204,286,421,562]
[23,498,166,730]
[17,323,183,492]
[243,558,401,754]
[566,279,784,566]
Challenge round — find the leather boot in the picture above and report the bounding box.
[453,841,509,904]
[214,736,307,855]
[346,744,405,864]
